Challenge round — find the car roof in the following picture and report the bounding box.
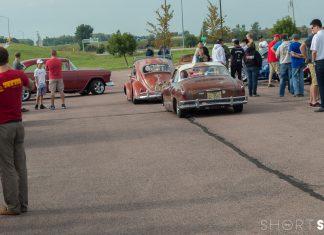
[177,62,225,71]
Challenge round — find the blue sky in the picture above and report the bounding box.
[1,0,323,41]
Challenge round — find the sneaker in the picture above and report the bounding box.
[0,206,20,216]
[297,94,304,97]
[49,105,55,110]
[40,104,46,109]
[314,107,324,112]
[34,104,39,110]
[252,94,260,97]
[268,84,275,87]
[61,104,66,109]
[21,108,29,112]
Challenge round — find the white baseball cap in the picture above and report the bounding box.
[37,59,44,64]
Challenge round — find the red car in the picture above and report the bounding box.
[124,57,173,104]
[21,58,113,101]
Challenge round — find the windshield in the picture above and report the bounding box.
[179,65,229,80]
[70,61,78,70]
[143,64,171,74]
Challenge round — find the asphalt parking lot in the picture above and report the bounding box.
[1,70,324,235]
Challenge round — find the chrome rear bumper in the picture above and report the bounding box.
[179,96,248,109]
[136,92,162,100]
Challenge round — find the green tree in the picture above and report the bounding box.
[75,24,94,50]
[184,34,198,48]
[272,16,300,36]
[250,22,261,39]
[147,0,174,48]
[204,0,231,42]
[200,20,209,39]
[107,30,137,66]
[231,24,247,40]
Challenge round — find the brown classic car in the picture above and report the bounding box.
[21,58,113,101]
[124,57,173,104]
[162,62,248,118]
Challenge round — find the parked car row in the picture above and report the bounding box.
[21,58,114,101]
[124,57,248,118]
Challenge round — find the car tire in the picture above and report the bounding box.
[233,104,243,113]
[176,101,185,118]
[80,89,90,96]
[132,90,139,104]
[22,89,31,102]
[90,79,105,95]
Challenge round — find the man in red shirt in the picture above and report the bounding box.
[46,50,66,110]
[268,34,281,87]
[0,47,33,215]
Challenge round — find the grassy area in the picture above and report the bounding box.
[7,43,195,71]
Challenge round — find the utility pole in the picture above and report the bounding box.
[219,0,223,40]
[181,0,185,48]
[288,0,296,26]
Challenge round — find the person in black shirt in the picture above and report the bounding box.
[230,40,245,80]
[244,42,262,96]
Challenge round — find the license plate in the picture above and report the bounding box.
[207,91,222,99]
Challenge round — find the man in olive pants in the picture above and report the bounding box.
[0,46,33,215]
[0,123,28,214]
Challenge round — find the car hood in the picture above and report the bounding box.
[141,73,171,91]
[180,75,236,92]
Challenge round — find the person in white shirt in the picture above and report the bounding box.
[34,59,47,110]
[212,39,226,66]
[258,36,268,55]
[310,19,324,112]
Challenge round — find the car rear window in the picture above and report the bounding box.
[143,64,171,74]
[179,65,229,80]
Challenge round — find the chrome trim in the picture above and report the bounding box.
[136,94,162,100]
[178,96,248,109]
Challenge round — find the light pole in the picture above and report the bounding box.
[0,16,11,42]
[180,0,185,48]
[219,0,223,40]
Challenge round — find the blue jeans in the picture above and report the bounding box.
[279,63,292,96]
[315,60,324,108]
[292,66,304,95]
[246,67,259,95]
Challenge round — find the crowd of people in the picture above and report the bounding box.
[189,19,324,112]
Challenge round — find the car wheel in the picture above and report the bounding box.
[22,89,31,102]
[132,90,139,104]
[176,101,185,118]
[90,79,105,95]
[233,104,243,113]
[80,89,90,96]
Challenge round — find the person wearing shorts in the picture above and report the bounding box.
[34,59,47,110]
[268,34,281,87]
[46,50,66,110]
